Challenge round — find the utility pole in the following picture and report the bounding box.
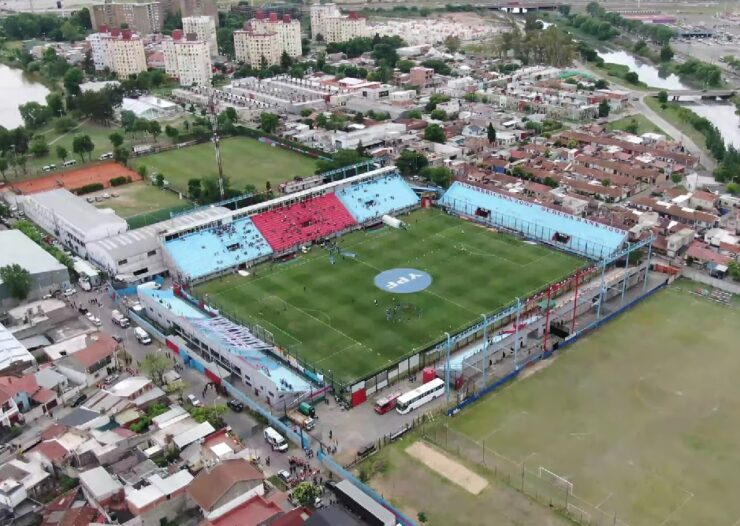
[208,91,225,200]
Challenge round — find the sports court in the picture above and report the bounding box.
[445,284,740,526]
[12,162,140,194]
[196,208,583,384]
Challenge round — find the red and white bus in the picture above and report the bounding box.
[396,378,445,415]
[373,390,403,414]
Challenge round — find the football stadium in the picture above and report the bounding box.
[159,165,639,392]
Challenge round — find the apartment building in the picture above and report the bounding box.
[163,30,213,86]
[91,0,162,34]
[88,28,147,78]
[179,0,218,26]
[310,3,367,43]
[234,14,302,67]
[182,15,218,56]
[250,11,302,59]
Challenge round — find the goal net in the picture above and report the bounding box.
[538,466,574,495]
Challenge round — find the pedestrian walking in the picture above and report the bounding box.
[329,429,332,440]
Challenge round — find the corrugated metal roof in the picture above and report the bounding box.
[0,230,67,278]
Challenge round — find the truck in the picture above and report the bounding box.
[112,309,130,328]
[297,402,316,418]
[286,409,315,430]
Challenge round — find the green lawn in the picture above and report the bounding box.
[196,209,582,384]
[443,284,740,526]
[606,114,665,135]
[135,137,319,195]
[366,433,572,526]
[93,181,190,219]
[644,97,711,158]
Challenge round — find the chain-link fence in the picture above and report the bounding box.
[422,423,628,526]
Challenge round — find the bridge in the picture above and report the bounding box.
[661,89,736,100]
[479,2,565,12]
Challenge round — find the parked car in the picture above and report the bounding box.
[62,287,76,297]
[71,393,87,407]
[277,470,292,485]
[187,394,201,407]
[104,374,119,385]
[227,399,244,412]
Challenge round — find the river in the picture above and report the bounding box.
[598,49,740,148]
[0,64,50,129]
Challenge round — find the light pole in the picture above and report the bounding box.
[513,297,521,370]
[481,314,488,384]
[444,331,451,404]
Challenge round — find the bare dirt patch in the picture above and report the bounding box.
[406,441,488,495]
[519,355,557,381]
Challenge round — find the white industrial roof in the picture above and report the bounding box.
[173,421,215,449]
[0,323,34,371]
[87,207,229,260]
[152,405,188,429]
[105,376,151,398]
[79,466,122,499]
[148,470,193,495]
[0,230,67,279]
[25,189,127,234]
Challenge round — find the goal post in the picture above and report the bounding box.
[538,466,574,495]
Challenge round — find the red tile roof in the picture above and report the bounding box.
[72,334,117,369]
[30,440,69,462]
[188,459,264,512]
[0,386,11,405]
[0,374,38,398]
[199,495,284,526]
[41,423,68,441]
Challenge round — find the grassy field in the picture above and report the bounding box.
[606,114,665,136]
[197,209,582,384]
[92,182,190,218]
[644,97,712,158]
[443,284,740,526]
[135,137,319,195]
[366,433,572,526]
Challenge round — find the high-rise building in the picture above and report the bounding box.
[182,15,218,56]
[179,0,219,26]
[163,29,213,86]
[309,3,367,43]
[91,0,162,34]
[87,28,147,78]
[233,13,302,67]
[250,12,301,59]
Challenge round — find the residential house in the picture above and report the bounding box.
[187,459,265,521]
[56,334,118,386]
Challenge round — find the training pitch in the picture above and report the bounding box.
[137,137,318,195]
[196,209,582,384]
[446,284,740,526]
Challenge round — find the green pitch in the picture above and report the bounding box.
[196,209,582,384]
[447,284,740,526]
[137,137,318,195]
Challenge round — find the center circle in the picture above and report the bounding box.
[374,268,432,294]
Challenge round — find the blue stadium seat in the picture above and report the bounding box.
[336,174,420,224]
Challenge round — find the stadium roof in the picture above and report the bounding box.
[0,323,35,372]
[25,189,127,234]
[87,206,229,260]
[0,230,67,280]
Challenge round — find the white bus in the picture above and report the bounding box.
[395,378,445,415]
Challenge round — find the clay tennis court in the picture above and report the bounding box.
[12,162,141,195]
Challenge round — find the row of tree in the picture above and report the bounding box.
[494,23,575,67]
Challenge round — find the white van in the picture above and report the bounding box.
[42,164,56,172]
[134,327,151,345]
[99,152,114,160]
[264,427,288,452]
[63,159,77,167]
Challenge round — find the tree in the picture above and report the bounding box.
[19,102,50,129]
[430,109,447,121]
[108,132,124,149]
[660,45,674,62]
[355,140,365,157]
[30,136,49,158]
[141,353,171,385]
[54,116,76,133]
[624,119,639,135]
[72,134,94,162]
[598,99,610,118]
[120,110,137,134]
[624,71,640,84]
[148,121,162,142]
[594,79,608,89]
[417,512,428,524]
[728,260,740,282]
[420,166,452,187]
[657,90,668,104]
[63,67,84,95]
[56,145,68,162]
[165,125,179,142]
[259,112,280,134]
[188,178,202,200]
[395,150,428,176]
[155,173,164,187]
[292,482,321,507]
[0,264,32,301]
[444,35,461,53]
[487,123,497,145]
[46,92,64,117]
[114,147,129,166]
[397,60,414,73]
[424,123,446,143]
[0,158,7,182]
[280,50,293,70]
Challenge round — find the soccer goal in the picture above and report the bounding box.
[538,466,574,495]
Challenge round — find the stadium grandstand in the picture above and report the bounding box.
[164,216,273,280]
[251,194,357,252]
[335,173,421,224]
[440,181,627,259]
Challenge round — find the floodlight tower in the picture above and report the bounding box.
[208,91,225,201]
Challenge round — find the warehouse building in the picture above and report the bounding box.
[0,230,71,308]
[20,189,128,257]
[86,207,228,284]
